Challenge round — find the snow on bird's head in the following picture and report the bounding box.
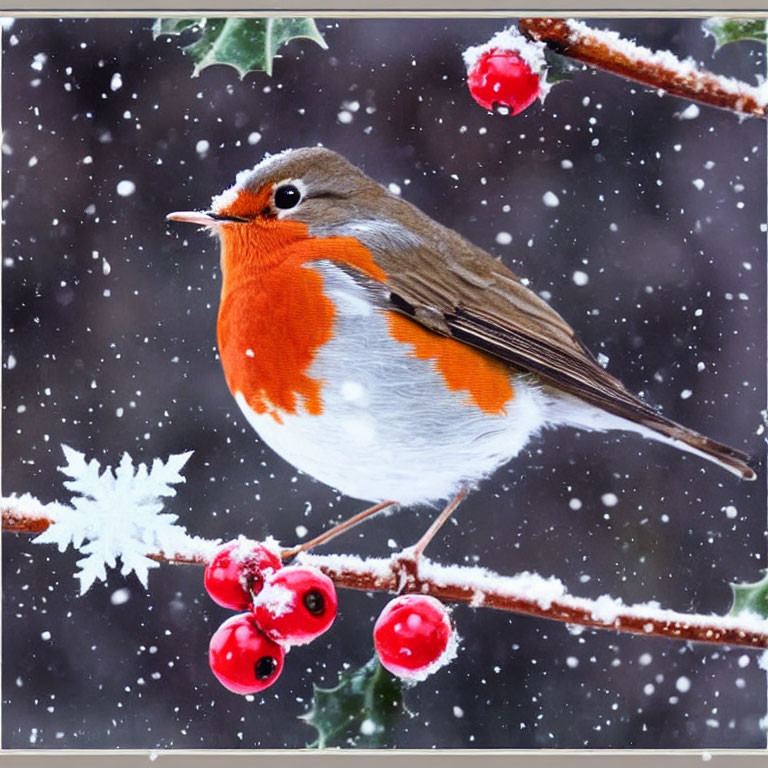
[211,149,295,212]
[211,145,380,218]
[210,147,313,212]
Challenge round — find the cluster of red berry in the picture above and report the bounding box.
[204,539,458,693]
[205,539,337,694]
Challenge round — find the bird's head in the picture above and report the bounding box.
[167,146,387,231]
[166,146,404,282]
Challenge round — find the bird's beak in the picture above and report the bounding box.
[166,210,220,227]
[166,211,249,227]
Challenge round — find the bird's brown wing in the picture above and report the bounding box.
[380,240,658,424]
[354,204,754,478]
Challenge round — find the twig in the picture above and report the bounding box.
[519,17,767,118]
[4,495,767,651]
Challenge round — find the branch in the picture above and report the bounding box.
[1,494,212,566]
[4,495,768,650]
[298,552,768,650]
[2,493,63,533]
[519,17,767,118]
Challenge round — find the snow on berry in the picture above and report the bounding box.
[373,594,458,682]
[204,537,283,610]
[208,613,285,695]
[254,580,295,618]
[463,25,550,115]
[252,565,338,646]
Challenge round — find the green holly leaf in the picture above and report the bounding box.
[702,18,767,51]
[301,656,406,748]
[543,48,579,85]
[152,17,328,78]
[729,572,768,618]
[151,18,198,38]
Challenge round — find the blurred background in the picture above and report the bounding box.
[2,16,766,749]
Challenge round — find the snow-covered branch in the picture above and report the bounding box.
[4,489,768,651]
[296,552,768,651]
[2,494,213,567]
[519,17,767,118]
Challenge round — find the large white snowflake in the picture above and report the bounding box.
[33,445,216,593]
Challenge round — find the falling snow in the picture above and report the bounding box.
[116,179,136,197]
[2,15,765,752]
[677,104,701,120]
[572,270,589,286]
[542,191,560,208]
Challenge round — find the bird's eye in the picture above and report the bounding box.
[274,184,302,210]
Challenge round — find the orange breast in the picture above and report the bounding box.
[218,263,333,422]
[216,219,386,423]
[217,214,513,423]
[385,312,515,414]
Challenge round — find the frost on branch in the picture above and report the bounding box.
[519,17,767,118]
[32,445,214,594]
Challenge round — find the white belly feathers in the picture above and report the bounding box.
[233,260,547,504]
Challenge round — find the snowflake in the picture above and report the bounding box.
[33,445,214,593]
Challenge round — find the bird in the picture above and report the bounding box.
[167,146,755,515]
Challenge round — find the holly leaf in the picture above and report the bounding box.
[729,572,768,619]
[702,18,767,50]
[151,18,198,37]
[543,48,579,85]
[301,656,406,748]
[152,17,328,78]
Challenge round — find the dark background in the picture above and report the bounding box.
[2,16,766,749]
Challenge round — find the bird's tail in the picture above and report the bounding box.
[546,393,756,481]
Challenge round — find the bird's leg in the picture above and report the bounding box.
[410,486,469,561]
[281,500,398,560]
[392,487,469,591]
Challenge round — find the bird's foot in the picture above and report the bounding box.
[281,499,398,560]
[390,486,469,591]
[391,546,421,592]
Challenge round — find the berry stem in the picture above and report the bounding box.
[279,500,397,560]
[518,17,767,118]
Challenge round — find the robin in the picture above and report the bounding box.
[167,146,755,521]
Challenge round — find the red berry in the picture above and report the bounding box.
[204,538,282,610]
[208,613,285,694]
[252,566,338,646]
[467,47,541,115]
[373,595,456,680]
